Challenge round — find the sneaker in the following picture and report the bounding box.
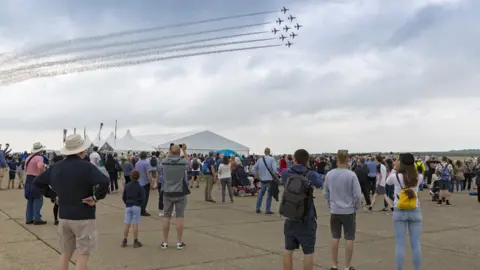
[133,240,143,248]
[160,242,168,250]
[121,239,127,247]
[158,211,164,217]
[25,221,33,225]
[437,200,442,205]
[141,212,151,217]
[176,242,186,250]
[446,200,451,205]
[54,220,59,226]
[265,211,274,215]
[189,185,193,189]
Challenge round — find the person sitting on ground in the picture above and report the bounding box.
[122,169,145,248]
[160,144,191,250]
[281,149,322,270]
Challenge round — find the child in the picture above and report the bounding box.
[121,169,145,248]
[7,156,17,189]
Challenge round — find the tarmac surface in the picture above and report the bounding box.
[0,182,479,270]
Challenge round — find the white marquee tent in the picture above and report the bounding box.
[135,130,250,156]
[114,130,155,152]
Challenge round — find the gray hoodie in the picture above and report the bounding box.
[161,155,189,197]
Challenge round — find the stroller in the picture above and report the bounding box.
[231,165,259,197]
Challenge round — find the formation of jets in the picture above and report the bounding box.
[273,7,299,48]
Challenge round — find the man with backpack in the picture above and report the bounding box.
[202,151,217,203]
[149,151,159,180]
[435,156,453,205]
[280,149,322,270]
[324,150,362,270]
[189,153,200,188]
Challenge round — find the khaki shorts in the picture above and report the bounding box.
[58,219,97,255]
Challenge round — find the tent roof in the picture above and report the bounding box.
[114,130,155,152]
[95,132,115,148]
[136,130,249,151]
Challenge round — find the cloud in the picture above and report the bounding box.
[1,0,479,153]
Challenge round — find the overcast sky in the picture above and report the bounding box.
[1,0,478,154]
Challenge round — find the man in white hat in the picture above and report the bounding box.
[34,134,110,270]
[24,141,48,225]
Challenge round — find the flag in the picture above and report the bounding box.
[63,129,67,143]
[83,126,86,140]
[73,128,76,135]
[114,120,118,151]
[114,120,118,139]
[98,123,104,141]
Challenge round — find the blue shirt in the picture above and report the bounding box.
[365,160,377,177]
[134,159,150,186]
[0,150,7,168]
[252,156,278,181]
[122,162,134,176]
[281,164,322,218]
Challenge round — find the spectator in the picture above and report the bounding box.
[121,169,145,248]
[135,152,153,216]
[281,149,322,270]
[160,144,190,250]
[24,142,48,225]
[324,150,362,270]
[252,147,278,215]
[33,134,110,270]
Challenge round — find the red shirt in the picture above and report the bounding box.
[280,158,287,170]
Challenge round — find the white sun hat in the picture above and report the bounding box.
[60,134,91,155]
[31,142,46,154]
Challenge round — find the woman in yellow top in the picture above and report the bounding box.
[414,158,426,175]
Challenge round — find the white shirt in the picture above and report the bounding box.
[89,152,101,167]
[386,169,422,209]
[218,163,231,179]
[377,164,387,187]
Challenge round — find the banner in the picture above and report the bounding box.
[84,126,86,139]
[73,128,76,135]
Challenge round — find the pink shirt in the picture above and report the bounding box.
[25,155,45,176]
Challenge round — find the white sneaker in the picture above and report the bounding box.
[176,242,186,250]
[160,242,168,250]
[158,211,164,217]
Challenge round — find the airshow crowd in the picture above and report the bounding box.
[0,139,479,270]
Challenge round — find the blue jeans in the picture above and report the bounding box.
[455,180,464,191]
[393,208,422,270]
[255,181,272,212]
[26,196,44,222]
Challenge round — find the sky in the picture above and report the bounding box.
[1,0,479,154]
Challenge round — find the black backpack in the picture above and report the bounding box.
[191,159,199,170]
[150,157,158,167]
[279,172,314,221]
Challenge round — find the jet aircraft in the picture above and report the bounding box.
[271,28,279,34]
[276,18,284,25]
[294,23,303,30]
[279,35,286,41]
[285,41,293,47]
[290,32,297,39]
[283,25,290,32]
[288,15,296,22]
[281,6,289,14]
